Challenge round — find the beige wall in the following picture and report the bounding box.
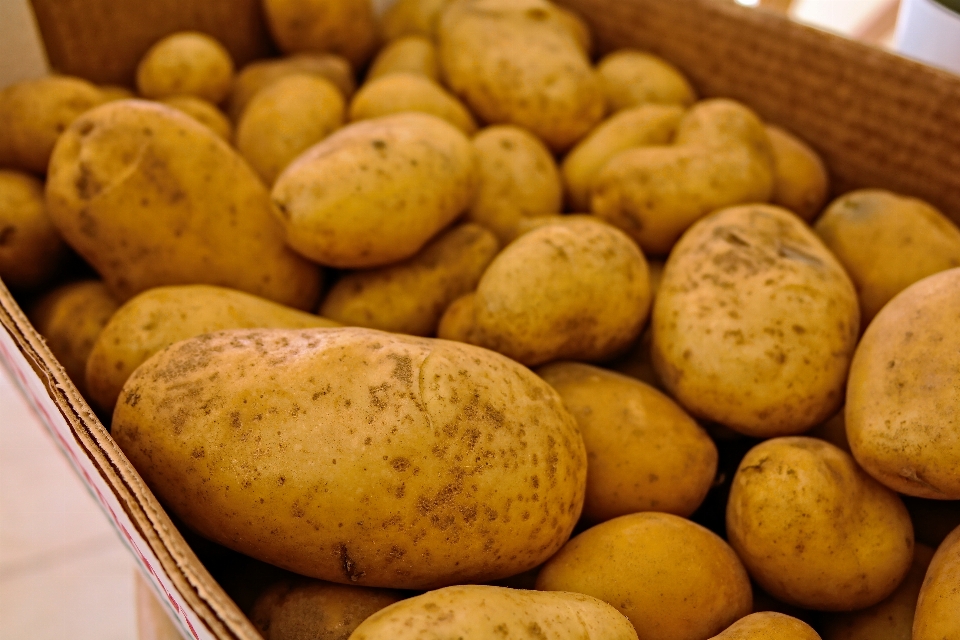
[0,0,48,89]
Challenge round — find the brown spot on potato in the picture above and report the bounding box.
[337,544,365,582]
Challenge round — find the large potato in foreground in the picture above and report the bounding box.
[913,524,960,640]
[112,328,587,589]
[709,612,821,640]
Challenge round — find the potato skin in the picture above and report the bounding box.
[112,327,586,589]
[45,101,321,309]
[596,50,697,112]
[367,36,440,82]
[913,524,960,640]
[537,362,716,522]
[271,113,477,268]
[766,125,829,222]
[158,96,232,141]
[846,268,960,499]
[263,0,378,69]
[709,612,821,640]
[436,292,477,344]
[350,585,638,640]
[726,437,914,611]
[136,32,235,104]
[536,512,752,640]
[381,0,456,41]
[85,284,339,415]
[349,73,477,135]
[0,170,69,290]
[652,204,859,437]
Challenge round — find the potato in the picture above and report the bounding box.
[846,268,960,499]
[818,543,934,640]
[228,54,355,122]
[537,362,717,522]
[0,76,107,174]
[467,125,563,243]
[469,218,650,366]
[556,5,593,55]
[536,512,753,640]
[271,112,477,268]
[319,224,498,336]
[562,104,684,212]
[135,32,235,104]
[351,585,638,640]
[438,0,604,152]
[592,99,775,255]
[913,524,960,640]
[349,73,477,135]
[596,50,698,112]
[709,613,821,640]
[158,96,232,141]
[814,190,960,327]
[726,437,914,611]
[766,125,829,222]
[0,170,69,290]
[263,0,378,69]
[45,100,321,309]
[29,280,120,396]
[652,204,859,437]
[99,85,136,102]
[85,284,339,415]
[367,36,440,82]
[381,0,456,41]
[250,578,403,640]
[236,74,346,185]
[112,327,587,589]
[436,292,477,343]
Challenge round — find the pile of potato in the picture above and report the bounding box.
[2,0,959,638]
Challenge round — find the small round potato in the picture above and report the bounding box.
[766,125,829,222]
[158,96,232,141]
[367,36,440,82]
[537,362,717,522]
[262,0,378,69]
[596,50,698,112]
[913,524,960,640]
[236,74,346,185]
[136,32,235,104]
[726,437,914,611]
[709,612,821,640]
[537,512,753,640]
[349,73,477,135]
[0,170,69,290]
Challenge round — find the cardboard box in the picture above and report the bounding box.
[1,0,958,638]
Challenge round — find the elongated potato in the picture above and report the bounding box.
[913,524,960,640]
[351,585,638,640]
[85,285,339,415]
[766,125,829,222]
[349,73,477,135]
[0,170,69,290]
[596,50,697,112]
[263,0,378,69]
[709,613,821,640]
[367,36,440,82]
[112,327,587,589]
[46,100,321,309]
[136,32,235,104]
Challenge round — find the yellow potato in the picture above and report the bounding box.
[537,362,717,521]
[726,437,914,611]
[596,50,698,112]
[814,189,960,327]
[652,204,859,437]
[766,125,829,222]
[506,214,602,243]
[349,73,477,135]
[319,224,498,336]
[562,104,684,212]
[263,0,378,69]
[136,32,235,104]
[367,36,440,82]
[0,170,69,290]
[99,85,136,102]
[236,74,346,185]
[913,524,960,640]
[467,125,563,243]
[537,512,753,640]
[556,5,593,55]
[351,585,638,640]
[381,0,456,41]
[45,100,321,309]
[85,284,339,415]
[846,268,960,499]
[158,95,232,141]
[112,327,587,589]
[592,99,775,255]
[271,112,478,268]
[709,612,821,640]
[436,292,477,343]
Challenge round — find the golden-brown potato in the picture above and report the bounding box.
[438,0,604,152]
[555,5,593,55]
[349,73,477,135]
[0,170,69,290]
[0,76,107,174]
[506,214,602,244]
[236,74,346,185]
[263,0,378,69]
[250,578,403,640]
[467,125,563,243]
[726,437,914,611]
[98,85,136,102]
[367,36,440,82]
[846,268,960,499]
[436,292,477,343]
[381,0,456,41]
[319,224,498,336]
[913,524,960,640]
[537,362,717,521]
[135,32,235,104]
[351,585,638,640]
[271,112,477,268]
[45,100,321,309]
[158,95,232,141]
[592,99,775,255]
[85,284,339,415]
[709,612,821,640]
[470,218,650,366]
[537,512,753,640]
[766,125,829,222]
[113,327,586,589]
[814,190,960,327]
[596,50,698,112]
[652,204,859,437]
